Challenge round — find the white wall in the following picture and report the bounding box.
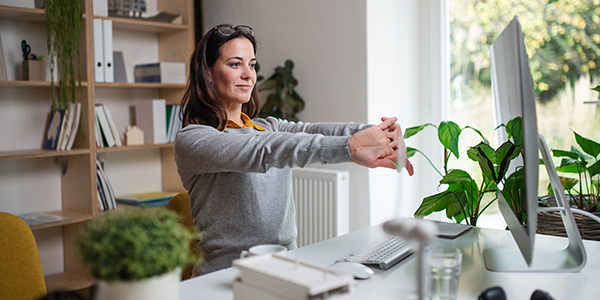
[204,0,447,230]
[366,0,447,225]
[204,0,372,231]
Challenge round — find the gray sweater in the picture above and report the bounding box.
[173,117,368,276]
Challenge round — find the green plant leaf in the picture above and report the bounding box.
[446,189,469,218]
[592,85,600,93]
[468,142,495,163]
[560,176,579,191]
[258,78,277,91]
[588,160,600,178]
[406,147,418,159]
[571,145,593,162]
[556,158,586,174]
[475,146,496,183]
[574,131,600,158]
[414,190,455,216]
[438,121,461,159]
[463,125,489,144]
[551,149,579,159]
[496,141,519,181]
[440,169,473,185]
[403,123,436,139]
[505,116,523,146]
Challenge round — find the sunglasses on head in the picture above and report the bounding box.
[211,25,254,37]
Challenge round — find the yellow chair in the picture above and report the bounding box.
[166,192,202,280]
[0,212,47,300]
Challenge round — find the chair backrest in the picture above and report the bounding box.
[165,192,201,280]
[0,212,47,300]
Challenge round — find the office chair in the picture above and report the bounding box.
[166,192,202,280]
[0,212,47,300]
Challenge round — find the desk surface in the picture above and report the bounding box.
[180,225,600,300]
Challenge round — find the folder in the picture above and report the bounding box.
[103,19,114,83]
[93,0,108,17]
[95,104,116,147]
[93,18,104,83]
[135,99,167,144]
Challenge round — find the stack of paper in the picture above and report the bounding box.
[134,62,186,84]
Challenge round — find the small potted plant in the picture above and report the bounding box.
[75,209,199,300]
[256,59,305,122]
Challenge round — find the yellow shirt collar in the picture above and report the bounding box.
[225,113,265,131]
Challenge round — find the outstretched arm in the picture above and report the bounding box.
[348,117,414,175]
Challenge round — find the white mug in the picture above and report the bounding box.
[240,244,287,259]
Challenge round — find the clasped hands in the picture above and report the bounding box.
[348,117,414,175]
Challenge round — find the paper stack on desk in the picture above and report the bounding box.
[233,254,355,300]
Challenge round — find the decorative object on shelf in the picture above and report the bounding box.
[124,125,144,145]
[108,0,146,18]
[44,0,83,111]
[405,116,523,226]
[257,59,305,122]
[21,39,45,81]
[75,209,199,300]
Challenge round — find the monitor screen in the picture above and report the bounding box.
[484,16,586,272]
[489,15,538,267]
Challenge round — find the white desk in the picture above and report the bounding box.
[180,225,600,299]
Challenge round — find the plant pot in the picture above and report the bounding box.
[94,268,181,300]
[537,195,600,241]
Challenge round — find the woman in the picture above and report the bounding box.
[174,24,414,276]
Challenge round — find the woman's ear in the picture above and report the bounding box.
[207,70,213,85]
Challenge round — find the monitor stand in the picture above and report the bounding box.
[483,135,587,272]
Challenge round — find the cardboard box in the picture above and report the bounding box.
[22,60,45,81]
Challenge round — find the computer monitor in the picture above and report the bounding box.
[483,16,587,272]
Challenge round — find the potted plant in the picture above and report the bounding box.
[75,209,199,300]
[404,117,523,226]
[44,0,83,111]
[257,59,305,122]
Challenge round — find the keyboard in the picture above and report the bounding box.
[336,236,413,270]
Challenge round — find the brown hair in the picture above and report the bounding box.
[181,24,260,130]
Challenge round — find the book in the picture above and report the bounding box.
[58,103,76,150]
[96,160,116,210]
[66,102,82,150]
[18,212,70,227]
[102,104,122,146]
[115,191,178,206]
[0,31,7,81]
[44,108,66,150]
[134,62,186,84]
[113,51,127,83]
[135,99,167,144]
[95,104,116,147]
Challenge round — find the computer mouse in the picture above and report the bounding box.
[328,262,374,279]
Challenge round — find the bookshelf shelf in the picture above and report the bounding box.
[0,149,90,160]
[0,0,193,293]
[29,210,93,231]
[96,143,174,153]
[0,5,45,22]
[0,80,89,88]
[94,82,185,88]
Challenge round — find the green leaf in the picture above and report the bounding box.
[556,158,585,174]
[574,131,600,158]
[440,169,473,185]
[475,146,496,183]
[438,121,461,159]
[468,142,496,164]
[592,85,600,93]
[406,147,418,159]
[404,123,436,139]
[506,116,523,146]
[551,149,579,159]
[446,190,469,218]
[414,190,455,216]
[570,146,593,162]
[496,141,518,181]
[588,160,600,178]
[559,176,579,191]
[258,78,277,91]
[463,125,489,144]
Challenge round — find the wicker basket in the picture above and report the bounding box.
[537,210,600,241]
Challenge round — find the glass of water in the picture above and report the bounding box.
[425,247,463,300]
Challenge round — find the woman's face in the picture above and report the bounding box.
[210,37,257,108]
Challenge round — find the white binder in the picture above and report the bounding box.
[103,19,114,83]
[135,99,167,144]
[93,18,104,83]
[93,0,108,17]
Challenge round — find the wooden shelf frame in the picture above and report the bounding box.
[0,0,193,292]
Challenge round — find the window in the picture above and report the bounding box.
[448,0,600,228]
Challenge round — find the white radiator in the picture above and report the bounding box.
[292,168,350,247]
